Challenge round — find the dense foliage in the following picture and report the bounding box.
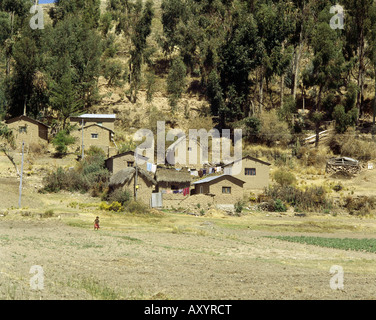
[1,0,376,142]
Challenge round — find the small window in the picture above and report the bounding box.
[222,187,231,194]
[199,186,203,194]
[91,133,98,139]
[19,126,27,133]
[245,168,256,176]
[127,161,134,167]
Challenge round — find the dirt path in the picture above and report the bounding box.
[1,217,375,300]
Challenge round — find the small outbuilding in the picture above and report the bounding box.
[72,123,116,157]
[155,167,191,192]
[5,115,49,150]
[108,167,157,206]
[222,155,271,191]
[192,174,245,205]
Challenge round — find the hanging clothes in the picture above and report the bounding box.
[183,187,190,196]
[151,164,157,173]
[146,162,152,172]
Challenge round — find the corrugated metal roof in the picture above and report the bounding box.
[75,114,116,119]
[191,174,243,185]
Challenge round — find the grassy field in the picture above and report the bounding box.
[1,152,376,300]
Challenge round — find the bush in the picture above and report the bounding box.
[125,200,149,214]
[41,209,54,218]
[329,130,376,161]
[344,196,375,216]
[257,110,292,146]
[52,130,76,155]
[41,153,110,194]
[265,185,331,212]
[107,189,131,205]
[274,199,287,212]
[273,169,296,186]
[29,142,47,155]
[234,200,245,214]
[100,201,123,212]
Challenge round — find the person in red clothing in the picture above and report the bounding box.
[94,216,100,230]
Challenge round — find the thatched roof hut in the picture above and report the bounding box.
[155,168,191,189]
[109,167,157,189]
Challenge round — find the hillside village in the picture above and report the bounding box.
[2,0,376,301]
[2,111,274,213]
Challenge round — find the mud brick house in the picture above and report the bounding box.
[72,124,116,157]
[105,151,149,174]
[5,115,49,150]
[191,175,245,205]
[108,167,157,206]
[155,167,191,192]
[222,155,271,191]
[154,167,192,208]
[70,114,116,131]
[166,135,208,170]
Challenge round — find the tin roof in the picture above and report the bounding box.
[192,174,245,185]
[71,114,116,120]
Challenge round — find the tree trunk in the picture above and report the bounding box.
[258,67,264,113]
[292,32,303,101]
[315,121,320,148]
[1,148,20,177]
[373,66,376,126]
[357,27,365,121]
[6,12,15,77]
[315,86,323,148]
[280,73,285,109]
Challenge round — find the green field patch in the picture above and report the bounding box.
[267,236,376,253]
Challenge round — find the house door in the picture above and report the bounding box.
[151,192,163,208]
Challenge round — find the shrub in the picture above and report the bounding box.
[41,209,54,218]
[234,200,245,214]
[329,130,376,161]
[41,167,68,193]
[273,169,296,186]
[29,142,47,155]
[344,196,375,216]
[274,199,287,212]
[125,200,149,214]
[107,189,131,205]
[52,130,76,155]
[265,185,331,212]
[100,201,123,212]
[41,152,110,195]
[257,110,292,146]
